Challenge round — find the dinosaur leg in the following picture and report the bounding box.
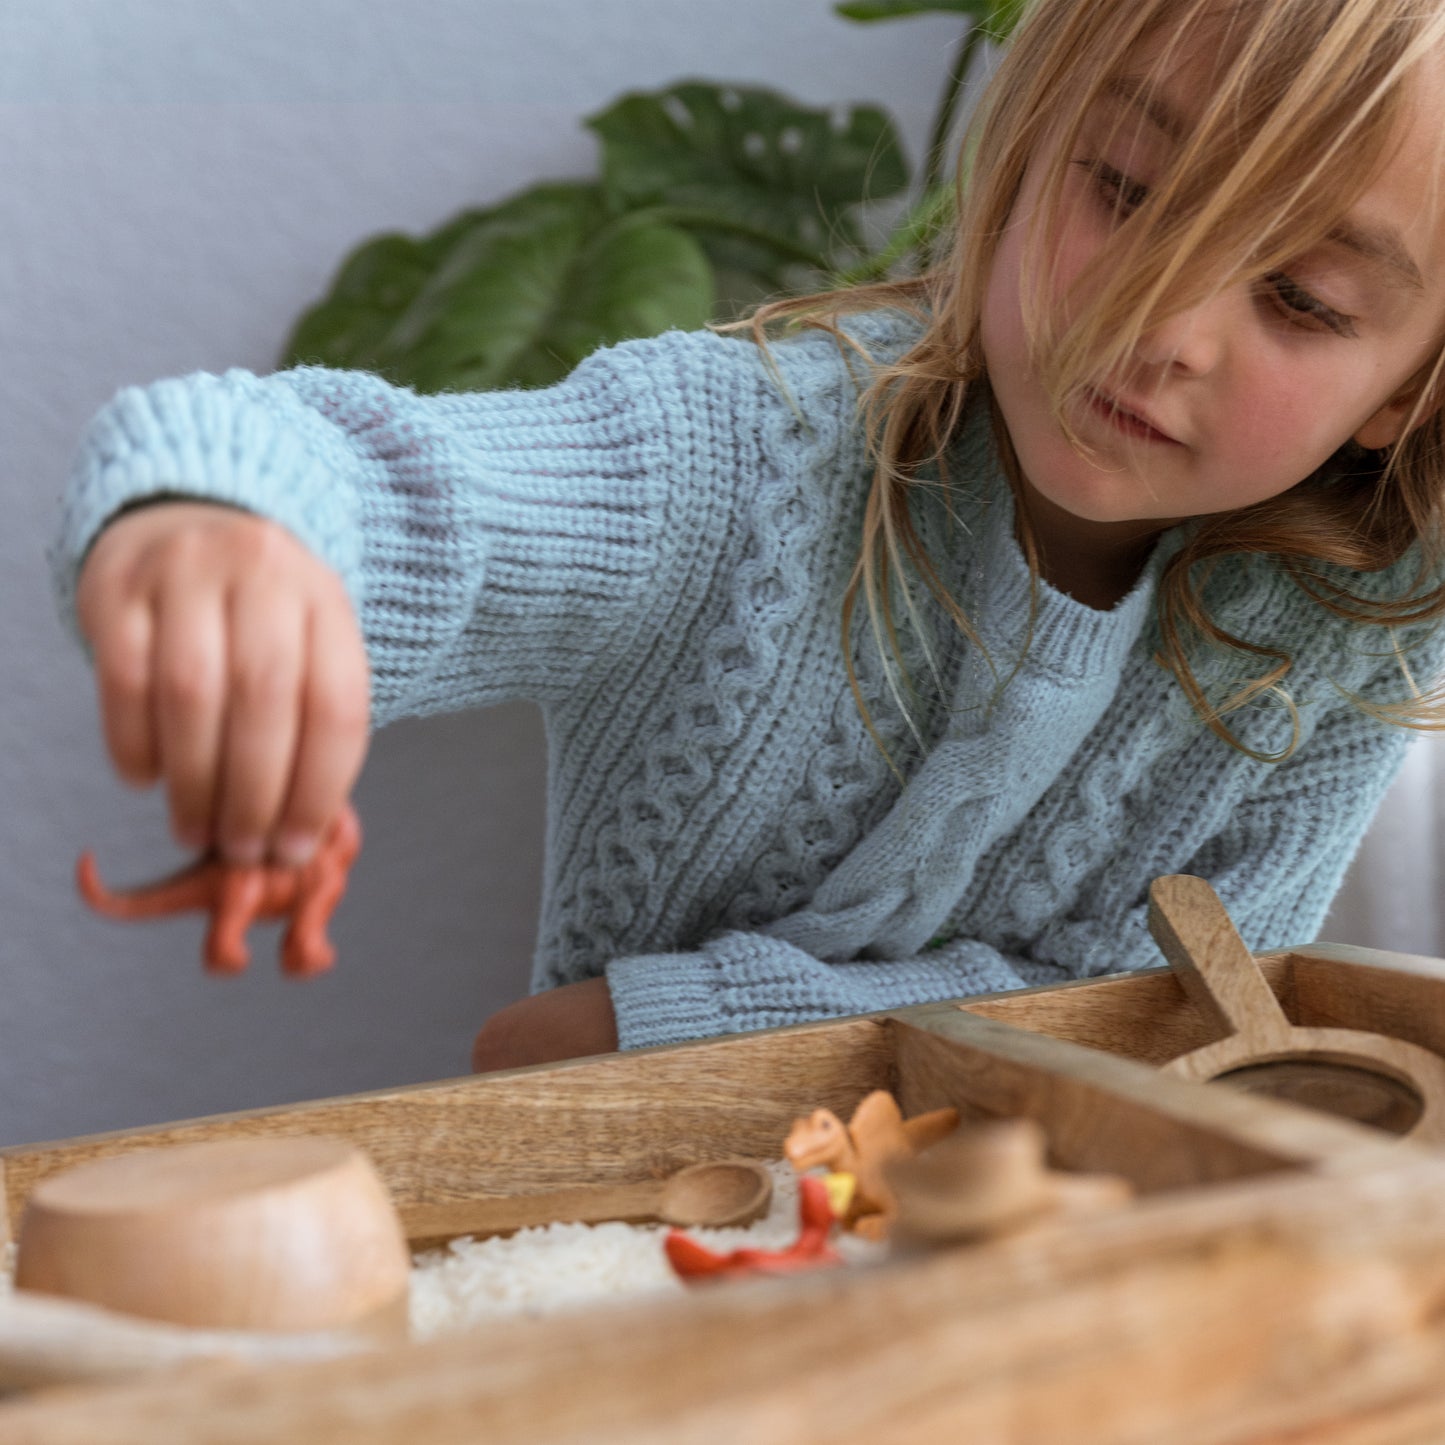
[280,870,346,977]
[278,807,361,976]
[205,870,267,974]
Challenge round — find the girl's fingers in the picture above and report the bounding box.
[273,593,370,865]
[151,581,229,850]
[91,599,160,786]
[74,503,367,860]
[212,578,306,863]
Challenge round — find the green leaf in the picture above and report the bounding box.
[984,0,1029,35]
[280,182,714,392]
[835,0,1025,33]
[835,0,987,20]
[587,82,909,277]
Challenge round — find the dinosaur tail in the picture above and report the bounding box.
[76,852,208,919]
[902,1106,961,1153]
[663,1231,734,1279]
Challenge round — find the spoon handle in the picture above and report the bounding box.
[402,1178,667,1243]
[1147,875,1293,1050]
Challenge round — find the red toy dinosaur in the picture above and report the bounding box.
[76,804,362,977]
[664,1174,841,1282]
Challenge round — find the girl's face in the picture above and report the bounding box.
[980,42,1445,560]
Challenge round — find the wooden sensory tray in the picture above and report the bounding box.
[6,940,1445,1443]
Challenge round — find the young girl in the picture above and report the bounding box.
[53,0,1445,1072]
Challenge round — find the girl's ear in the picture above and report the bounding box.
[1353,374,1441,449]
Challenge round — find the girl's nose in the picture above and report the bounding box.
[1134,291,1233,376]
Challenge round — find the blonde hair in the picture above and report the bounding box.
[741,0,1445,764]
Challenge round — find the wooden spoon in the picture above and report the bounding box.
[402,1159,773,1246]
[1147,874,1445,1143]
[14,1136,411,1339]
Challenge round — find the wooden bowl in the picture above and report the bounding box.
[13,1136,411,1338]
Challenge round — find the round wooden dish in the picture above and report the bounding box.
[14,1136,411,1338]
[1148,875,1445,1143]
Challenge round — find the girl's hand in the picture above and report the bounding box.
[470,978,619,1073]
[75,501,370,866]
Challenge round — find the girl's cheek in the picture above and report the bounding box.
[1038,225,1101,326]
[1038,185,1112,310]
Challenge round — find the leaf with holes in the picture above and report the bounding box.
[587,82,909,282]
[280,182,714,392]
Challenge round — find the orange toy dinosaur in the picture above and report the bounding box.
[76,804,362,977]
[784,1090,959,1241]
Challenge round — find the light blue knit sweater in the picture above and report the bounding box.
[52,313,1444,1049]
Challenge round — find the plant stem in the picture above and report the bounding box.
[912,22,987,273]
[921,23,985,203]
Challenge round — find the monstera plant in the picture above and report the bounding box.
[278,0,1025,393]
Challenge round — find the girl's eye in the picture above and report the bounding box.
[1260,272,1358,338]
[1072,158,1361,341]
[1075,159,1149,219]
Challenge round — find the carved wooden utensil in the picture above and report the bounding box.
[884,1118,1132,1248]
[403,1159,773,1247]
[1147,874,1445,1142]
[14,1136,412,1338]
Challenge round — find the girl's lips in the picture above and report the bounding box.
[1087,389,1181,445]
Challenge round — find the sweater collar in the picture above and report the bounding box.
[946,389,1186,683]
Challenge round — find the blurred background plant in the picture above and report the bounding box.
[279,0,1025,392]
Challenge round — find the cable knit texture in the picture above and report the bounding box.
[52,312,1445,1050]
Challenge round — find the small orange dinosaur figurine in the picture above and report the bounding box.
[784,1090,959,1241]
[76,804,362,977]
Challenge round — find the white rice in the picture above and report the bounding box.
[408,1160,884,1339]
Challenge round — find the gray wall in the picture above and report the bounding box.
[2,0,977,1145]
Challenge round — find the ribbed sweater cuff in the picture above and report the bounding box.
[606,947,731,1051]
[50,369,361,641]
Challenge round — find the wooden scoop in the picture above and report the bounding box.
[1148,874,1445,1143]
[14,1136,411,1339]
[402,1159,773,1246]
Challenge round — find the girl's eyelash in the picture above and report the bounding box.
[1075,158,1148,217]
[1259,272,1357,339]
[1072,159,1359,339]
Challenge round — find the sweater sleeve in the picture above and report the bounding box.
[50,333,732,722]
[605,929,1069,1049]
[606,651,1432,1051]
[1168,684,1420,954]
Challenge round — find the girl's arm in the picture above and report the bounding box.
[54,313,909,863]
[55,345,683,721]
[52,337,700,859]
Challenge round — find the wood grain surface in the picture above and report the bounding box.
[4,939,1445,1441]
